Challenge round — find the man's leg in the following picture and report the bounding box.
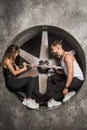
[69,77,83,92]
[40,76,54,102]
[63,77,83,102]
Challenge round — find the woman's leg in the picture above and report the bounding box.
[7,77,35,98]
[7,77,39,109]
[26,78,34,98]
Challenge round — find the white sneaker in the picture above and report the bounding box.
[22,98,39,109]
[48,99,62,108]
[22,98,27,106]
[63,91,76,102]
[22,98,35,105]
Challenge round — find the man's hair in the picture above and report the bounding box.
[51,40,63,47]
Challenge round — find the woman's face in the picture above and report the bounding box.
[14,50,19,59]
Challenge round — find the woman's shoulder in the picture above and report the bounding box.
[4,58,12,66]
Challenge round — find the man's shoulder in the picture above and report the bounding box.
[64,52,74,61]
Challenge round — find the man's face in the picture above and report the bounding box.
[51,45,62,58]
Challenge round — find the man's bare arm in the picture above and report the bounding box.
[63,53,74,95]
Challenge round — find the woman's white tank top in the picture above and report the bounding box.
[60,52,84,80]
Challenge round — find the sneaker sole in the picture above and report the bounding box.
[48,102,62,108]
[26,105,39,109]
[63,92,76,102]
[22,101,39,109]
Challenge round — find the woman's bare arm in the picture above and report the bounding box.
[5,59,27,76]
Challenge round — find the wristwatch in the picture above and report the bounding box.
[65,86,69,89]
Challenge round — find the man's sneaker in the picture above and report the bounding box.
[22,98,39,109]
[63,91,76,102]
[48,99,62,108]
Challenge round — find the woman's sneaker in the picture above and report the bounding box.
[48,99,62,108]
[22,98,27,106]
[63,91,76,102]
[22,98,39,109]
[22,98,35,105]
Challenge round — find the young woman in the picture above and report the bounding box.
[2,44,39,109]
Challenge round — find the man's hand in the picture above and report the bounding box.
[52,65,57,70]
[63,88,68,95]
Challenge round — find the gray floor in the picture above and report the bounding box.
[0,0,87,130]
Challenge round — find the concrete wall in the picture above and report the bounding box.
[0,0,87,130]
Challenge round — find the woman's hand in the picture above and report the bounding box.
[22,62,27,70]
[30,63,36,68]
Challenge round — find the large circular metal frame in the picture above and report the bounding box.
[13,25,86,109]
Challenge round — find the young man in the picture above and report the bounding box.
[47,40,84,107]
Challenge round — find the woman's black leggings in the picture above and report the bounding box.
[6,76,34,98]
